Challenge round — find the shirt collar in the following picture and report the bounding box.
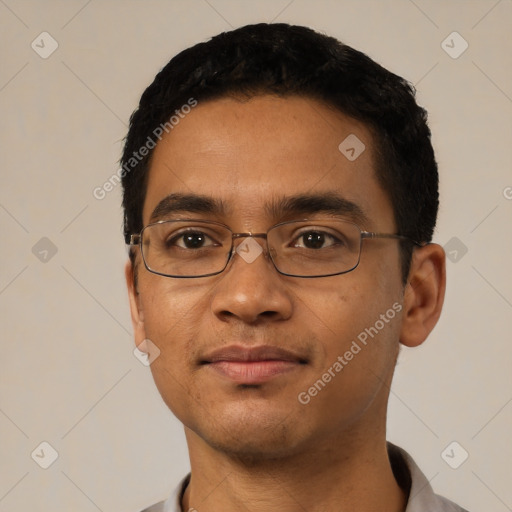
[154,443,466,512]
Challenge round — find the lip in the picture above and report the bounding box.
[201,345,307,384]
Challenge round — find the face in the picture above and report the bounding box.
[127,95,407,460]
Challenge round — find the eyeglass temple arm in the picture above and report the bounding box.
[128,234,140,245]
[361,232,422,246]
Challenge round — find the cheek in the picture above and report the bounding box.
[139,279,210,371]
[297,286,402,428]
[139,280,213,416]
[140,275,207,327]
[299,271,402,379]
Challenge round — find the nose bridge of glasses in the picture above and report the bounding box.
[230,232,270,256]
[231,232,267,242]
[231,232,268,239]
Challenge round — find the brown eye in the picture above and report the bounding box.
[303,231,326,249]
[167,231,216,249]
[293,230,340,249]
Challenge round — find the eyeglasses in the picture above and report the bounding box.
[128,218,419,279]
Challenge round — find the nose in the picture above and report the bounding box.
[210,237,294,325]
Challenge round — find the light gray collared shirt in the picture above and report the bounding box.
[140,443,469,512]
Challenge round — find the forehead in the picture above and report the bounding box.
[143,95,394,230]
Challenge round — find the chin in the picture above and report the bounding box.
[204,429,302,464]
[187,403,310,462]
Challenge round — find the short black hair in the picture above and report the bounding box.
[121,23,438,281]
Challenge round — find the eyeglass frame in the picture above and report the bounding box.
[128,218,421,279]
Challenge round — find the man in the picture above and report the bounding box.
[122,23,468,512]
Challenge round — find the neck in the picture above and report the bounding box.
[181,430,406,512]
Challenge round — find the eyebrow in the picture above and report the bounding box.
[265,193,369,226]
[149,192,369,226]
[150,193,229,222]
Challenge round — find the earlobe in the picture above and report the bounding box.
[125,260,147,346]
[399,243,446,348]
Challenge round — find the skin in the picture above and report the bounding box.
[126,95,446,512]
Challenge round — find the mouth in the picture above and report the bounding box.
[200,345,308,385]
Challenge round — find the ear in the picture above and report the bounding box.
[400,243,446,348]
[125,260,146,347]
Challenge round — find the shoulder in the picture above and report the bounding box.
[387,443,470,512]
[436,494,470,512]
[139,501,166,512]
[138,473,191,512]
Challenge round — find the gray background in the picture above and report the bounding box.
[1,0,511,510]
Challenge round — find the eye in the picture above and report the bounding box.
[168,230,217,249]
[292,230,341,249]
